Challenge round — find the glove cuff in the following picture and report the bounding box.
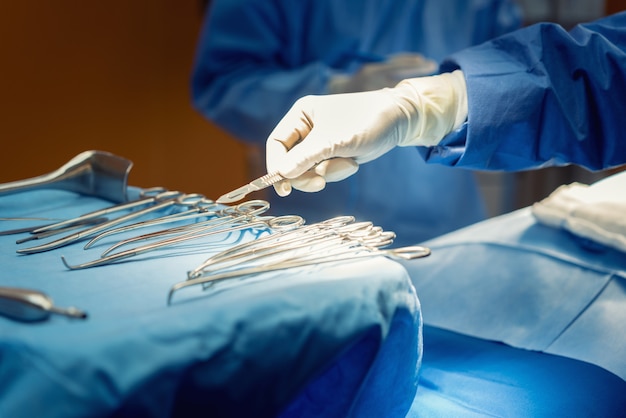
[391,70,468,147]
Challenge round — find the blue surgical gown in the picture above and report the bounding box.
[427,11,626,172]
[192,0,522,245]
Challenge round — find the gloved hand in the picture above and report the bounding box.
[266,70,468,196]
[328,53,438,94]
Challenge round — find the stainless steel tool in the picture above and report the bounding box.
[0,150,133,203]
[0,286,87,322]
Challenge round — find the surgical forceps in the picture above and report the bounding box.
[168,240,430,305]
[61,201,304,269]
[187,215,357,277]
[15,217,109,244]
[186,217,370,279]
[16,190,198,254]
[192,221,394,279]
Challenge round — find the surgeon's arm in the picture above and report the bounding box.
[431,11,626,172]
[266,12,626,195]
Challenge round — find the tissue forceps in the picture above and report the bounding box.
[61,205,304,270]
[17,191,192,254]
[83,197,217,250]
[168,244,431,304]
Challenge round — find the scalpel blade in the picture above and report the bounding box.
[216,172,284,204]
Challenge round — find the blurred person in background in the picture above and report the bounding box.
[192,0,522,245]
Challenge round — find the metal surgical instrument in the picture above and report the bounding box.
[0,150,133,203]
[61,203,304,270]
[187,215,356,275]
[15,217,109,244]
[168,245,431,304]
[82,196,217,250]
[29,186,168,235]
[1,217,107,237]
[16,190,188,254]
[194,223,393,280]
[95,200,274,257]
[0,286,87,321]
[216,171,284,204]
[186,217,370,279]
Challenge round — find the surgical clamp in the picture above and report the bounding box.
[61,202,304,269]
[168,244,431,304]
[95,199,273,257]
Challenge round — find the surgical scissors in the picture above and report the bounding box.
[61,202,304,269]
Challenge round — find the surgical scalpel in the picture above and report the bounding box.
[216,172,284,204]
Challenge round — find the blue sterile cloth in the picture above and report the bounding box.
[0,190,421,418]
[400,206,626,382]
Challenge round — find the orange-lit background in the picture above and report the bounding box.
[0,1,247,199]
[607,0,626,13]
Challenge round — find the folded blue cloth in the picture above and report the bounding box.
[401,206,626,381]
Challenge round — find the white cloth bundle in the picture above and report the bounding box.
[532,171,626,253]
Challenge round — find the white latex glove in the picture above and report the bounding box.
[266,70,468,196]
[328,53,438,94]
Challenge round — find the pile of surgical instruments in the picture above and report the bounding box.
[4,188,429,304]
[168,215,430,304]
[1,151,430,309]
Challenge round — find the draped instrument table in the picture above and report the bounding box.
[0,190,421,418]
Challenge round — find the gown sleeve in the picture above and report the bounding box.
[420,12,626,172]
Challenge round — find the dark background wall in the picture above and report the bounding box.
[0,1,247,199]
